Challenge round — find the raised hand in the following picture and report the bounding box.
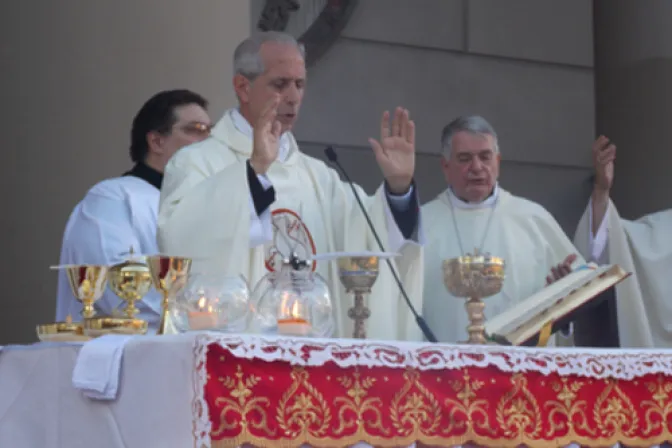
[369,107,416,194]
[593,135,616,192]
[546,254,578,285]
[250,94,282,175]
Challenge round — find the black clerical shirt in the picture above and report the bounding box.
[123,162,163,190]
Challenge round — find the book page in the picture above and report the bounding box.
[485,264,628,340]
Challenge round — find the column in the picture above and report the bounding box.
[594,0,672,219]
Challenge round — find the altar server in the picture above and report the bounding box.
[158,31,423,341]
[55,90,211,330]
[574,136,669,348]
[421,116,584,344]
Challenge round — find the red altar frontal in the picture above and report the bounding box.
[191,335,672,448]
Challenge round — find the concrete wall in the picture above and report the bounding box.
[0,0,250,344]
[292,0,595,233]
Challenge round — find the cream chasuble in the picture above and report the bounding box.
[573,201,672,348]
[157,110,424,341]
[422,188,584,344]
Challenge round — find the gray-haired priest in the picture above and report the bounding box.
[157,31,425,341]
[421,116,585,344]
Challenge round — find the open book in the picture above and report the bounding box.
[484,264,630,346]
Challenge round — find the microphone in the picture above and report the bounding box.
[324,146,438,343]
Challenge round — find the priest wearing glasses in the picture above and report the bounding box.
[55,89,212,331]
[157,31,424,341]
[421,116,585,344]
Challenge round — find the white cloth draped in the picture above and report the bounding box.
[55,177,163,330]
[574,199,672,347]
[157,110,425,341]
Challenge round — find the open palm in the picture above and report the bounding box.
[592,135,615,191]
[369,107,416,194]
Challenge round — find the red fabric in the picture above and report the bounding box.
[205,343,672,447]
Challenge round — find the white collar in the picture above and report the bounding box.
[230,108,292,162]
[446,183,500,209]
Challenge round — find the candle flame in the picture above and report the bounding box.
[291,301,301,318]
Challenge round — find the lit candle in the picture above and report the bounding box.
[188,296,219,330]
[277,298,312,336]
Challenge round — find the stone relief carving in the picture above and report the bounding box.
[256,0,358,66]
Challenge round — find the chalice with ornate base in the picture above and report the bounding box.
[443,249,506,344]
[61,264,110,319]
[105,250,153,333]
[333,253,398,339]
[147,255,192,335]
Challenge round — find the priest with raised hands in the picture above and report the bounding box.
[421,115,583,344]
[573,136,670,348]
[158,31,424,341]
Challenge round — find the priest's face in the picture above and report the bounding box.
[148,103,212,171]
[237,42,306,133]
[442,131,500,203]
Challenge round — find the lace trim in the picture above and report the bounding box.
[192,335,212,448]
[197,333,672,381]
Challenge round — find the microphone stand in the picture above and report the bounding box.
[324,146,438,343]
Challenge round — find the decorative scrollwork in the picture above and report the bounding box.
[255,0,359,66]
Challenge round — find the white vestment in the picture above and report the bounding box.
[574,200,672,347]
[55,176,162,330]
[422,187,584,343]
[157,109,424,341]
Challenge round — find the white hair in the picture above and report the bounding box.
[233,31,306,80]
[441,115,499,158]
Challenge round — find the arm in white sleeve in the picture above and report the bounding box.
[55,193,161,322]
[588,197,610,264]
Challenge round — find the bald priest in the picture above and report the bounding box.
[157,32,425,341]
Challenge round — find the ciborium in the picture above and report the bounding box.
[108,249,153,320]
[443,249,505,344]
[147,255,192,335]
[55,264,109,319]
[333,252,398,339]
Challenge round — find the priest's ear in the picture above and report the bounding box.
[233,74,252,104]
[146,131,166,155]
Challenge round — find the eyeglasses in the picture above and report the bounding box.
[177,122,213,136]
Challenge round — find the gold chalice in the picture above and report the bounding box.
[443,249,506,344]
[107,252,153,319]
[147,255,192,335]
[63,264,110,319]
[337,255,380,339]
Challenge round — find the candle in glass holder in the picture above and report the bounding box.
[188,296,219,330]
[277,297,312,336]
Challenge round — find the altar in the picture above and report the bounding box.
[2,333,672,448]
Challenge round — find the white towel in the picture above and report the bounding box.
[72,335,133,400]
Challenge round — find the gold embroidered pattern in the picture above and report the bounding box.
[205,345,672,448]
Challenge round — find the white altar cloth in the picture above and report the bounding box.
[1,333,671,448]
[0,335,195,448]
